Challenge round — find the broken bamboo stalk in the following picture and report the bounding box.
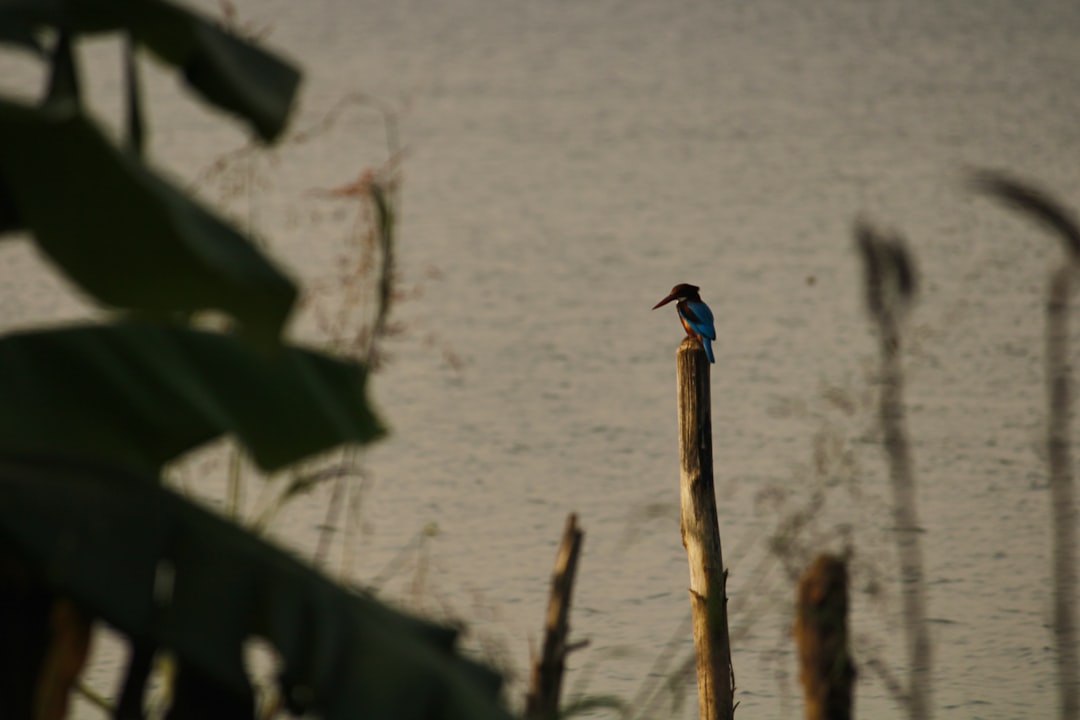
[525,513,585,720]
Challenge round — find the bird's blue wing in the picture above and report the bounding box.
[682,300,716,340]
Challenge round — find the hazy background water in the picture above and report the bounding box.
[4,0,1080,717]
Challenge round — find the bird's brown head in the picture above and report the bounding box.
[652,283,701,309]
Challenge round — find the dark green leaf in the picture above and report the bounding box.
[169,660,255,720]
[0,457,511,720]
[0,100,295,342]
[0,174,20,234]
[45,30,80,106]
[0,0,299,141]
[0,322,385,473]
[0,544,52,720]
[0,11,44,56]
[131,0,301,142]
[0,0,114,35]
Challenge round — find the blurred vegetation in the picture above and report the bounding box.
[0,1,510,718]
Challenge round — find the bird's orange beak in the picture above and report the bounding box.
[652,292,678,310]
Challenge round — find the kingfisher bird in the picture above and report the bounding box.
[652,283,716,363]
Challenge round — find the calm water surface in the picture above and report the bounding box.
[4,1,1080,717]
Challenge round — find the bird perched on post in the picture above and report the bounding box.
[652,283,716,363]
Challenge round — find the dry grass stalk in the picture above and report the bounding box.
[854,221,931,720]
[972,171,1079,720]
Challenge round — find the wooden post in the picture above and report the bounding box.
[525,514,585,720]
[794,554,855,720]
[675,336,734,720]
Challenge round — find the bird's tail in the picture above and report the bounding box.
[701,336,715,364]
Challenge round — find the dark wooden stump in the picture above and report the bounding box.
[794,554,855,720]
